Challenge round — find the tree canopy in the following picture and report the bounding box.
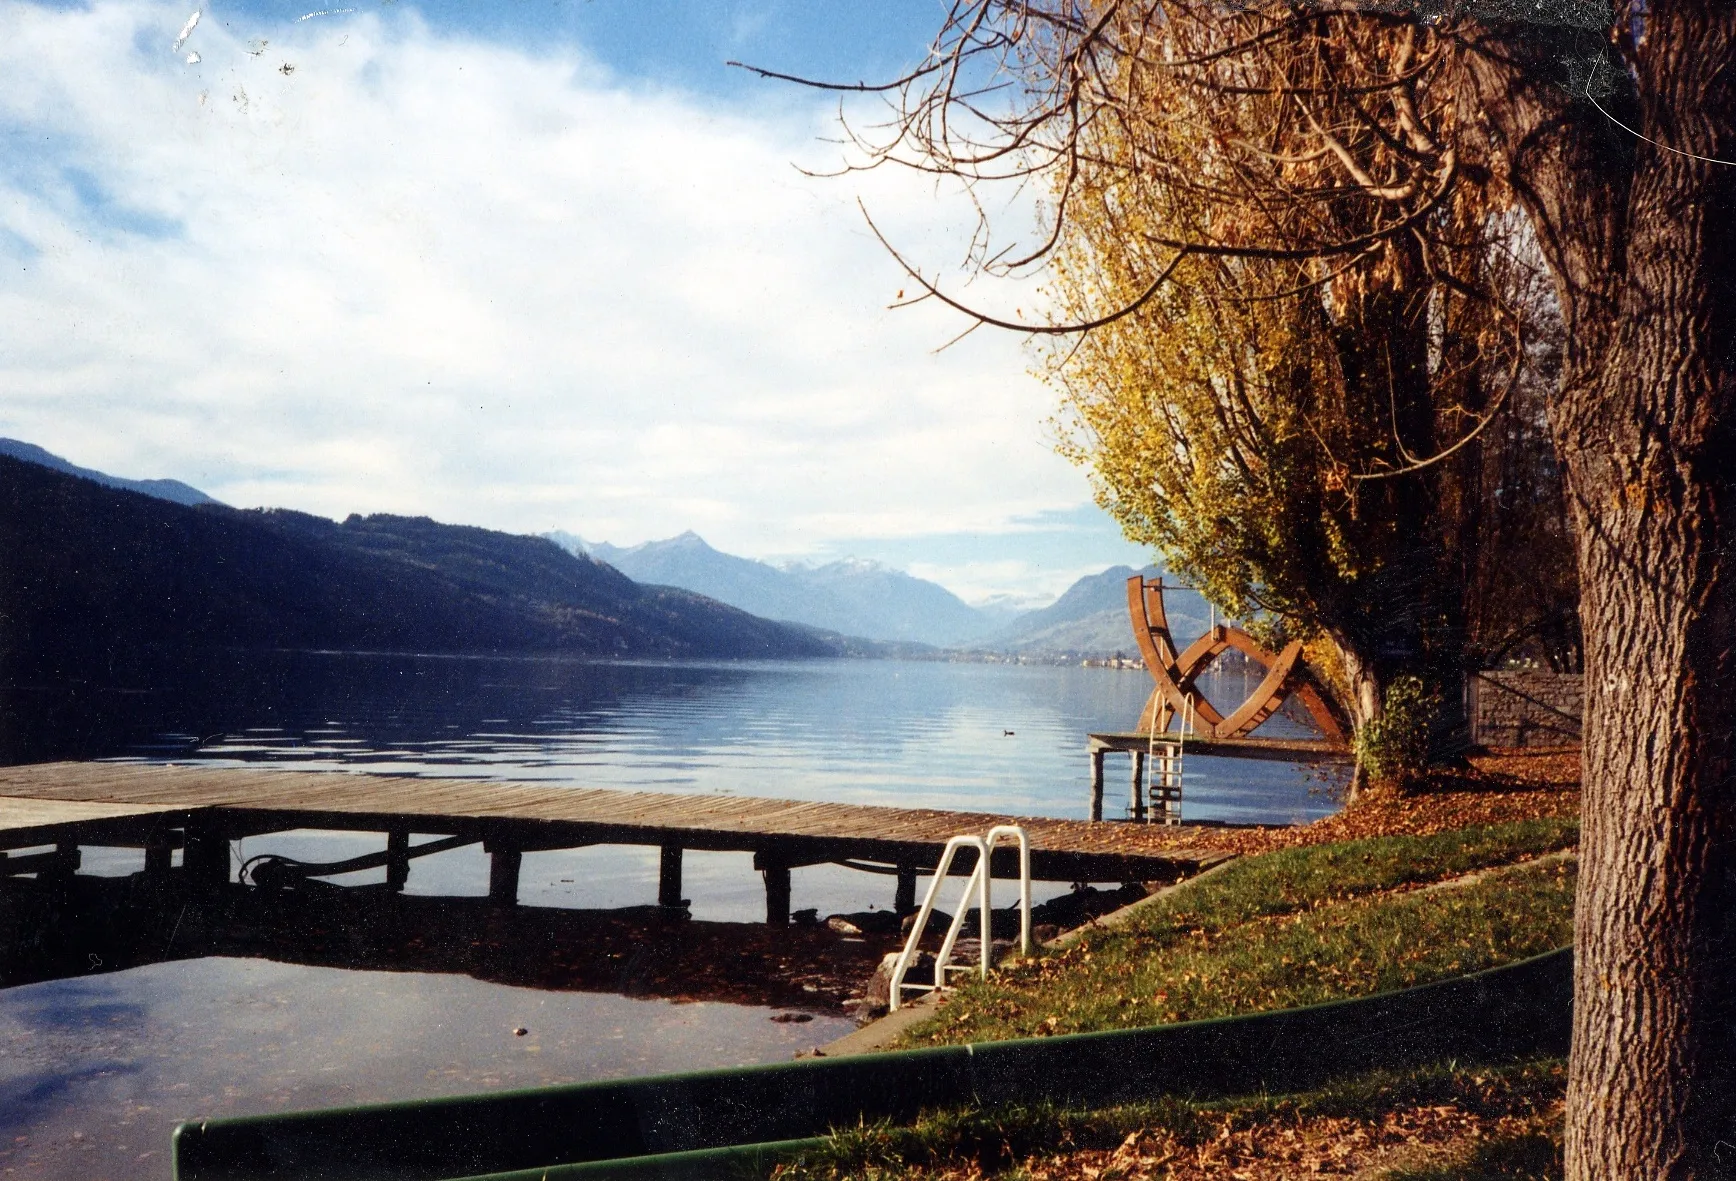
[758,0,1736,1173]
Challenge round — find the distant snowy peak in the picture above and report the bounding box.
[660,530,710,550]
[541,531,996,646]
[540,529,1193,654]
[785,555,887,576]
[970,593,1038,631]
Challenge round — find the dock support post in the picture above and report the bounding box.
[48,842,80,883]
[386,830,410,893]
[894,865,917,916]
[1089,748,1106,822]
[144,830,174,880]
[658,845,688,909]
[762,858,791,926]
[183,829,229,891]
[487,845,522,907]
[1129,750,1146,823]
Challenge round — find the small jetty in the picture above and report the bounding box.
[1085,732,1351,822]
[1088,575,1354,822]
[0,762,1234,923]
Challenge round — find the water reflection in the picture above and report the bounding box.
[18,652,1336,824]
[0,870,861,1180]
[1,653,1341,1179]
[1,871,893,1010]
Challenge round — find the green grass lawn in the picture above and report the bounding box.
[761,821,1578,1179]
[900,818,1578,1047]
[766,1059,1566,1180]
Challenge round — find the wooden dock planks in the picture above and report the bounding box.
[1088,732,1350,763]
[0,796,184,845]
[0,761,1235,879]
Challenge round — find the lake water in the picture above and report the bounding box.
[2,653,1341,1179]
[95,652,1339,921]
[110,651,1333,817]
[0,958,855,1180]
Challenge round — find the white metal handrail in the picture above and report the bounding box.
[984,824,1032,956]
[889,835,985,1012]
[888,825,1033,1011]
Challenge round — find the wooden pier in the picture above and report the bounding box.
[1086,732,1351,822]
[0,762,1235,923]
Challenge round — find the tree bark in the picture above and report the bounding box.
[1331,636,1385,801]
[1563,258,1736,1175]
[1460,4,1736,1173]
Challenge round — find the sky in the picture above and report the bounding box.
[0,0,1154,606]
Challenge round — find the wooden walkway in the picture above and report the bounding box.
[0,762,1236,921]
[1085,731,1349,823]
[1088,732,1350,762]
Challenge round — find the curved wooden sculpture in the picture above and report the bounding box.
[1126,576,1351,746]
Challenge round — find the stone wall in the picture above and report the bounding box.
[1469,671,1583,749]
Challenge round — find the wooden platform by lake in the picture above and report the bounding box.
[1087,732,1351,762]
[0,761,1236,922]
[1084,731,1349,823]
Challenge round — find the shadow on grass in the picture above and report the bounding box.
[1387,1128,1562,1180]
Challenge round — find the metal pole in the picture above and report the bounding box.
[1090,748,1106,822]
[1130,750,1147,822]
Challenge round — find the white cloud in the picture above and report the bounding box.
[0,0,1108,596]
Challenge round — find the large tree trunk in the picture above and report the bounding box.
[1565,351,1736,1174]
[1315,226,1468,779]
[1461,4,1736,1173]
[1561,171,1736,1164]
[1558,135,1736,1181]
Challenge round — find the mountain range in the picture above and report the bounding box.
[0,456,834,700]
[979,564,1213,657]
[550,532,1206,658]
[0,438,1188,665]
[549,531,1007,647]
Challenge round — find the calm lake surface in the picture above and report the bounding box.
[112,651,1334,818]
[3,653,1340,1179]
[97,652,1338,921]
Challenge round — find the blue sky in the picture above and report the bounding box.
[127,0,951,98]
[0,0,1152,604]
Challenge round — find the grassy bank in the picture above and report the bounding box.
[767,1059,1566,1180]
[902,817,1578,1047]
[769,815,1579,1178]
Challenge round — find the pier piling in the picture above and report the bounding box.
[486,844,521,907]
[0,845,80,881]
[658,845,687,909]
[144,830,175,880]
[894,865,917,916]
[762,858,792,926]
[386,830,410,893]
[183,829,229,891]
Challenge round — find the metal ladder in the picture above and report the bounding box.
[1147,694,1193,825]
[888,825,1031,1012]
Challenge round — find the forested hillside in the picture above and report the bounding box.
[0,456,832,691]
